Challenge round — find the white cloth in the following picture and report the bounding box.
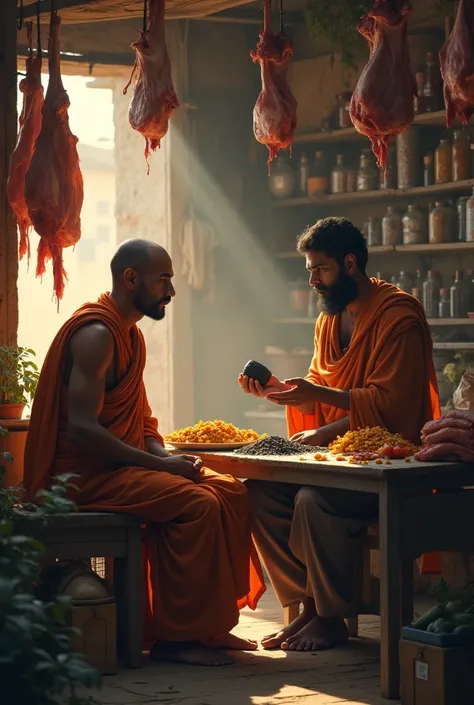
[179,212,218,294]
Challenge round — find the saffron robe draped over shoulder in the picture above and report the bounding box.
[24,293,265,643]
[286,280,442,574]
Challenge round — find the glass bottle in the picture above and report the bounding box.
[382,206,403,246]
[346,168,356,193]
[331,154,347,194]
[429,200,455,243]
[307,151,329,196]
[356,151,378,192]
[402,204,427,245]
[439,288,450,318]
[336,92,352,129]
[423,153,434,186]
[457,196,470,241]
[414,72,426,114]
[397,271,413,293]
[298,153,310,196]
[467,187,474,242]
[379,143,396,189]
[422,270,440,319]
[423,52,440,112]
[467,269,474,313]
[450,270,468,318]
[367,217,383,247]
[452,130,471,181]
[414,269,424,292]
[268,154,296,199]
[435,139,453,184]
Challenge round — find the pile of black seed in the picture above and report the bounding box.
[234,435,326,456]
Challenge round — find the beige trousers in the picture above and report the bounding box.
[246,481,378,618]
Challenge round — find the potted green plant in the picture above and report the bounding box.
[0,345,39,420]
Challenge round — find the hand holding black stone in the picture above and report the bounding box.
[242,360,272,387]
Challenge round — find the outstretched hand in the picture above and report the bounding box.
[238,373,291,400]
[266,377,320,407]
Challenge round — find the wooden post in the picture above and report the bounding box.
[0,0,18,346]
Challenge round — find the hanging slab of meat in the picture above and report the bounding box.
[439,0,474,127]
[25,13,83,306]
[124,0,180,172]
[6,24,43,262]
[251,0,297,167]
[349,0,416,168]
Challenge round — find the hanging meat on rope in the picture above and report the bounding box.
[7,21,44,262]
[251,0,297,168]
[123,0,180,173]
[349,0,416,169]
[439,0,474,127]
[25,8,83,306]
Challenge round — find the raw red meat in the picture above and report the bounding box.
[123,0,179,173]
[6,24,44,261]
[25,12,83,305]
[251,0,297,167]
[448,409,474,423]
[421,415,473,437]
[439,0,474,127]
[349,0,416,168]
[422,426,474,449]
[415,442,474,462]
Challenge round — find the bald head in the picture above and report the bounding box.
[110,239,171,281]
[110,239,175,321]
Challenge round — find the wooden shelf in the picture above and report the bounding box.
[273,179,474,208]
[274,242,474,259]
[432,342,474,350]
[274,317,474,326]
[292,110,448,145]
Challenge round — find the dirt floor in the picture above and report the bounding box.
[89,584,427,705]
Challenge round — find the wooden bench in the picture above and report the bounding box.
[18,512,143,668]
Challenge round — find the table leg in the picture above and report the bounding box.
[379,483,401,700]
[115,526,143,668]
[283,603,300,627]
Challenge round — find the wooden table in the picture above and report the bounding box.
[190,450,474,700]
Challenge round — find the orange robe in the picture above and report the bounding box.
[24,293,265,644]
[287,280,442,574]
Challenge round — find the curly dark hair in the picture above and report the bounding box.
[296,217,368,274]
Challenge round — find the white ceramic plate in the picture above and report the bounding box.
[166,441,255,451]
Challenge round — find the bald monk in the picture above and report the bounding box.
[238,217,440,652]
[24,239,265,667]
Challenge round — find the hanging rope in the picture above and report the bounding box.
[279,0,284,33]
[17,0,24,30]
[143,0,148,32]
[36,1,42,56]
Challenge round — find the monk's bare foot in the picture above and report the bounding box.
[282,616,349,652]
[203,632,258,650]
[261,604,315,650]
[150,640,234,666]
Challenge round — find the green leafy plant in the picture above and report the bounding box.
[0,469,101,703]
[443,353,474,387]
[0,345,40,405]
[305,0,372,72]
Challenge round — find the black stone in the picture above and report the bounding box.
[242,360,272,387]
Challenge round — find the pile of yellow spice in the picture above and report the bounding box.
[165,420,262,444]
[328,426,418,455]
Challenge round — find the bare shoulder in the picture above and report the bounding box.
[70,322,114,369]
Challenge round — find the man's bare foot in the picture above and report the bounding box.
[261,605,315,650]
[281,616,349,652]
[150,640,234,666]
[203,632,258,650]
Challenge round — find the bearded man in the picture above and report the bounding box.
[238,217,440,653]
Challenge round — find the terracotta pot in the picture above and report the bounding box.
[0,418,29,487]
[0,403,25,420]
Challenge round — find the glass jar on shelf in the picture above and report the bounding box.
[356,151,378,192]
[382,206,403,246]
[429,200,455,244]
[438,288,450,318]
[346,168,356,193]
[367,217,383,247]
[268,154,296,199]
[396,271,413,293]
[402,204,427,245]
[466,187,474,242]
[336,92,352,129]
[452,129,471,181]
[457,196,470,241]
[422,270,440,319]
[331,154,347,194]
[435,139,453,184]
[423,153,434,186]
[450,271,468,318]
